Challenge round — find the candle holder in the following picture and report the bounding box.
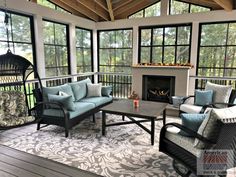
[133,99,139,108]
[129,91,140,108]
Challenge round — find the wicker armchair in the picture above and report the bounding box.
[159,105,236,176]
[180,86,236,114]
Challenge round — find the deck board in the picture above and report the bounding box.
[0,145,100,177]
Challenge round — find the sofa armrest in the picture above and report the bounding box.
[102,85,112,97]
[161,123,215,145]
[32,101,69,121]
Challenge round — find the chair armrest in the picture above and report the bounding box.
[210,102,236,108]
[182,95,195,104]
[162,123,215,145]
[31,101,69,120]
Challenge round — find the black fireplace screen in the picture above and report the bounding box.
[142,75,175,103]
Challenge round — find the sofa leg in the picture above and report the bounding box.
[65,129,70,138]
[92,114,96,123]
[37,123,40,130]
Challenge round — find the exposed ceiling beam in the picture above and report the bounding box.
[106,0,114,21]
[113,0,132,11]
[213,0,233,11]
[76,0,110,21]
[50,0,87,18]
[114,0,159,18]
[95,0,108,11]
[59,0,99,21]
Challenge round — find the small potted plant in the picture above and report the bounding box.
[129,91,140,108]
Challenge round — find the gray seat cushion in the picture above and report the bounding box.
[165,128,201,157]
[80,97,112,107]
[180,104,211,114]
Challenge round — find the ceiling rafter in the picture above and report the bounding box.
[59,0,99,21]
[113,0,133,11]
[106,0,114,21]
[94,0,108,11]
[213,0,233,11]
[114,0,159,19]
[49,0,87,18]
[76,0,110,21]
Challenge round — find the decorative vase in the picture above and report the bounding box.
[133,99,139,108]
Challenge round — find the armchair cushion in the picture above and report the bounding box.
[0,91,35,127]
[180,104,211,114]
[205,82,232,106]
[48,94,75,111]
[179,113,207,137]
[195,90,213,106]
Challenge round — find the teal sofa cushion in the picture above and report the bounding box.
[101,85,112,96]
[69,78,91,101]
[43,102,95,119]
[195,90,213,106]
[80,96,112,107]
[60,84,75,101]
[179,113,207,137]
[43,84,75,101]
[48,94,75,111]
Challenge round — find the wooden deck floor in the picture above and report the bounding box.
[0,144,100,177]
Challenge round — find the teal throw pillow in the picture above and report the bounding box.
[69,78,91,101]
[179,113,206,137]
[48,94,75,111]
[101,85,112,96]
[195,90,213,106]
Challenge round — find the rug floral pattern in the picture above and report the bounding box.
[1,114,181,177]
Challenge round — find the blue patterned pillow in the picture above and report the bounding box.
[179,113,207,137]
[195,90,213,106]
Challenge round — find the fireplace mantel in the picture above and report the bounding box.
[132,66,192,69]
[132,66,191,99]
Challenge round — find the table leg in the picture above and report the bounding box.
[151,118,155,145]
[102,111,106,136]
[122,115,125,121]
[163,109,166,126]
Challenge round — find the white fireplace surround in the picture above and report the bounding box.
[132,66,191,99]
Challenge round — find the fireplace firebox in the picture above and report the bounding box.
[142,75,175,103]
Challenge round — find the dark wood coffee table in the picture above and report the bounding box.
[100,100,168,145]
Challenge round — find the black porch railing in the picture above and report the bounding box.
[98,72,132,99]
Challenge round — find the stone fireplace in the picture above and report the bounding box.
[132,66,191,102]
[142,75,175,103]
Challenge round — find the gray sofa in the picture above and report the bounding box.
[35,78,112,137]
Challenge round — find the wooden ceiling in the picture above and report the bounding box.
[32,0,235,22]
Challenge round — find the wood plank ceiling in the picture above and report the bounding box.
[32,0,235,22]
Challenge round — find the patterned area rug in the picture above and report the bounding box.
[0,114,181,177]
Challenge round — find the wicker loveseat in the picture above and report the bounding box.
[34,78,113,137]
